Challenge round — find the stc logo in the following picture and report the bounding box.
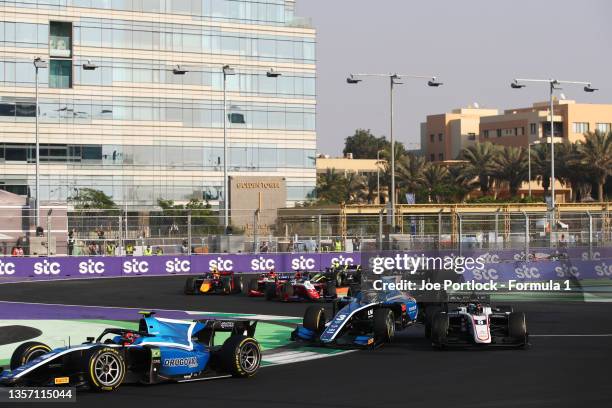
[0,260,16,275]
[555,264,580,278]
[582,251,601,260]
[595,262,612,277]
[471,268,499,281]
[34,260,61,275]
[331,255,354,266]
[208,257,232,272]
[166,258,191,273]
[123,259,149,274]
[79,259,105,274]
[250,257,275,271]
[291,256,316,270]
[514,265,540,279]
[478,252,501,264]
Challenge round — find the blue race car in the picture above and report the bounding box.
[292,288,435,348]
[0,312,261,392]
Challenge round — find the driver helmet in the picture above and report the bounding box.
[294,271,302,280]
[267,269,277,279]
[467,303,483,315]
[122,331,139,345]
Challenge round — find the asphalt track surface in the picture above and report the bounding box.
[1,275,612,408]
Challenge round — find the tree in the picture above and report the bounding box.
[531,143,551,195]
[157,198,220,233]
[459,142,496,194]
[316,169,348,204]
[422,163,450,203]
[69,188,117,210]
[343,129,389,159]
[556,142,591,202]
[576,131,612,201]
[491,146,529,196]
[397,153,427,194]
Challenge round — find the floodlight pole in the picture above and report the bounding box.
[347,73,441,230]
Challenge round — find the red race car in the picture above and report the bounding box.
[184,271,243,295]
[247,271,348,302]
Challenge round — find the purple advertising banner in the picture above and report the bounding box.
[0,250,610,283]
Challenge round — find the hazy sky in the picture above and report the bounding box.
[295,0,612,155]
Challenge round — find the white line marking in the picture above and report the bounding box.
[531,334,612,337]
[263,350,354,365]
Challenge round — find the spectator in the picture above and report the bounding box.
[67,229,75,256]
[105,241,116,256]
[87,242,98,256]
[125,242,135,256]
[181,240,189,254]
[143,245,153,256]
[155,247,164,255]
[11,242,24,257]
[259,241,269,253]
[36,226,44,237]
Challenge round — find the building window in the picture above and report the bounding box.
[438,153,444,161]
[430,154,435,162]
[530,123,537,135]
[467,133,476,141]
[438,133,443,142]
[49,59,72,88]
[496,129,502,137]
[573,122,589,134]
[596,123,611,133]
[49,21,72,58]
[483,130,489,138]
[430,134,434,143]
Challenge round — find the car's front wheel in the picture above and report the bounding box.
[431,312,449,348]
[86,347,126,392]
[10,341,51,370]
[374,308,395,343]
[303,306,326,333]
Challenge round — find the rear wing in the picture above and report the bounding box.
[195,318,258,346]
[447,293,491,304]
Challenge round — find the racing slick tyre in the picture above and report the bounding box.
[431,312,449,348]
[325,281,337,298]
[424,305,442,339]
[85,347,126,392]
[374,308,395,343]
[264,282,277,300]
[279,282,294,299]
[303,306,326,333]
[10,341,52,370]
[508,312,527,343]
[184,277,197,295]
[220,277,232,295]
[248,278,259,293]
[231,276,244,294]
[218,335,261,378]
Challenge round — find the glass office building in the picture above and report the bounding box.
[0,0,316,208]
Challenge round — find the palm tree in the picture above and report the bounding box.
[344,172,368,204]
[396,153,427,194]
[459,142,496,194]
[531,143,551,195]
[422,163,450,203]
[556,142,592,202]
[448,165,479,201]
[491,146,529,196]
[316,169,346,204]
[576,131,612,201]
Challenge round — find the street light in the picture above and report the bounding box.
[173,64,188,75]
[33,57,47,228]
[347,72,442,230]
[376,150,385,204]
[510,77,596,208]
[266,68,281,78]
[82,59,97,70]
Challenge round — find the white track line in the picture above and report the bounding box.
[531,334,612,337]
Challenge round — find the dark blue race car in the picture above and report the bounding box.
[0,312,261,392]
[292,286,442,348]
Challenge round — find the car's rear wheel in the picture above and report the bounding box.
[424,305,442,339]
[508,312,527,340]
[279,282,294,299]
[86,347,126,392]
[325,281,337,298]
[374,308,395,343]
[431,312,449,348]
[184,277,197,295]
[231,276,243,294]
[303,306,326,333]
[10,341,51,370]
[220,277,232,295]
[264,282,277,300]
[218,335,261,378]
[248,278,259,293]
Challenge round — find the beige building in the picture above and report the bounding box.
[420,106,499,162]
[479,99,612,147]
[316,154,386,176]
